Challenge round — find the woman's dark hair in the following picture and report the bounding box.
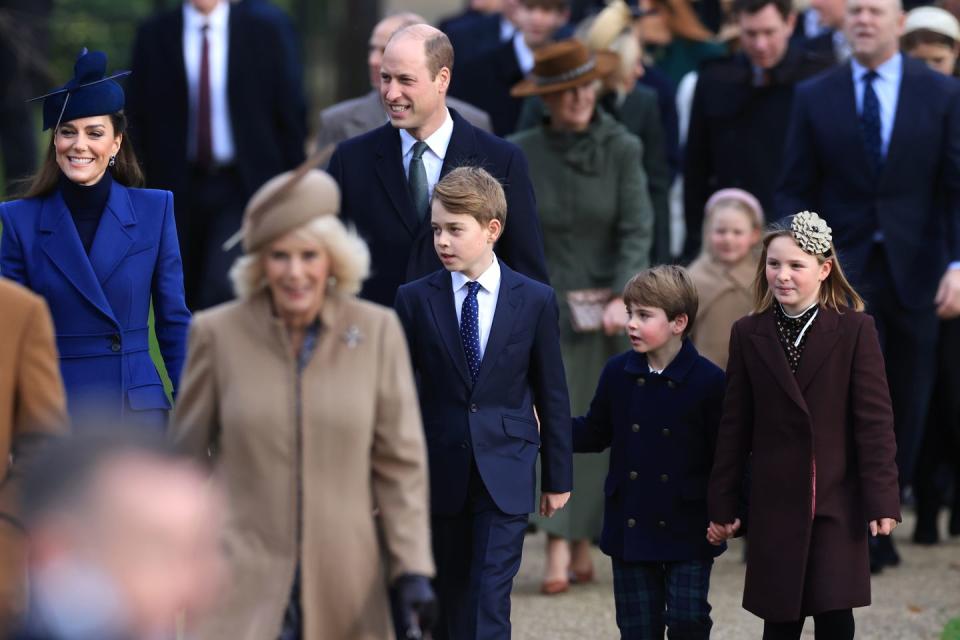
[15,111,145,200]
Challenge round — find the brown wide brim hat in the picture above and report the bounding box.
[510,39,620,98]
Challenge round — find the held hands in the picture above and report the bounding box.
[540,491,571,517]
[935,268,960,319]
[389,574,437,640]
[869,518,898,536]
[706,519,741,546]
[602,298,628,336]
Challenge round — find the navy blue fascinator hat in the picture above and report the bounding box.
[30,48,131,131]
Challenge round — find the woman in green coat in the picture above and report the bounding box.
[509,39,654,594]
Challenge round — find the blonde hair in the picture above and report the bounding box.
[229,216,370,299]
[752,228,865,313]
[622,265,699,336]
[700,192,764,260]
[432,166,507,227]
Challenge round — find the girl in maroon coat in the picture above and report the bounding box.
[706,211,901,639]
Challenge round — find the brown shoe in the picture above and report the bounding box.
[540,578,570,595]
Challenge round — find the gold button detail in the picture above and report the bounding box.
[660,474,669,483]
[629,471,638,480]
[636,378,645,386]
[632,424,640,432]
[667,380,676,389]
[627,518,637,528]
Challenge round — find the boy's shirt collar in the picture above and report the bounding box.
[451,254,501,294]
[624,338,699,383]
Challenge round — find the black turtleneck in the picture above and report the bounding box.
[60,170,112,255]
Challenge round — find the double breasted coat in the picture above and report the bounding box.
[0,183,190,428]
[708,307,901,622]
[0,279,67,630]
[170,291,434,640]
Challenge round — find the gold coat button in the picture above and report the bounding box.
[629,471,638,480]
[660,474,669,483]
[627,518,637,528]
[636,378,645,386]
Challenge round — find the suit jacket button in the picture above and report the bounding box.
[631,423,640,432]
[636,378,645,386]
[627,518,636,528]
[660,474,669,483]
[667,380,676,389]
[461,441,469,449]
[628,471,638,480]
[110,334,121,352]
[658,520,666,528]
[661,428,670,437]
[470,404,478,413]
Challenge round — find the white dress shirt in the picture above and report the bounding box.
[512,31,535,75]
[399,109,454,202]
[452,256,502,360]
[851,52,902,158]
[183,0,236,164]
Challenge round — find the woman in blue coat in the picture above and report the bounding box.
[0,49,189,430]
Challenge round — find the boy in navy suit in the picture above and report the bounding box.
[395,166,572,640]
[573,266,726,640]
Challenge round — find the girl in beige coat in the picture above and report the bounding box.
[170,168,434,640]
[688,189,764,369]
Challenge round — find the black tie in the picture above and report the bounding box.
[861,71,883,173]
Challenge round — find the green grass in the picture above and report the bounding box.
[944,618,960,640]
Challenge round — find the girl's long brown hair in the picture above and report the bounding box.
[15,111,144,200]
[752,228,865,314]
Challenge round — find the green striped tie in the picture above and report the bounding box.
[408,140,429,221]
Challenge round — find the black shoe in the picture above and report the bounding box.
[950,509,960,537]
[869,549,884,575]
[912,524,940,545]
[913,498,941,545]
[875,534,901,567]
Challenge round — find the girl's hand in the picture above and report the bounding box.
[706,519,740,545]
[869,518,898,536]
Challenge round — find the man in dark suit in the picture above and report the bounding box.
[804,0,852,61]
[442,0,521,66]
[776,0,960,569]
[395,166,571,640]
[449,0,571,136]
[327,24,549,308]
[127,0,306,309]
[683,0,832,259]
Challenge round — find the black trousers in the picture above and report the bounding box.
[860,246,940,487]
[762,609,855,640]
[177,166,246,310]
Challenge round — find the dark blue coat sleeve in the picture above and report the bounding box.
[572,360,615,454]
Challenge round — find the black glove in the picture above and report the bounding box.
[389,573,437,640]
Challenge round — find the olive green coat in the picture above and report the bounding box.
[509,112,653,538]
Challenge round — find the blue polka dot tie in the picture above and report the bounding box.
[861,71,883,174]
[460,281,482,384]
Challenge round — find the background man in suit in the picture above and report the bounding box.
[683,0,832,259]
[127,0,306,310]
[442,0,522,66]
[0,279,66,633]
[327,24,549,308]
[776,0,960,569]
[450,0,571,136]
[315,12,492,153]
[806,0,852,61]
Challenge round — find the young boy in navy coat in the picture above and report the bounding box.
[394,166,573,640]
[573,265,726,640]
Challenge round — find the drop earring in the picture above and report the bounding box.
[109,155,116,167]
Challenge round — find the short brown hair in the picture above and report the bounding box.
[432,166,507,227]
[622,265,699,336]
[520,0,570,11]
[390,24,454,79]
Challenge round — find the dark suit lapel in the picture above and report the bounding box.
[163,9,188,115]
[439,110,478,179]
[89,182,136,286]
[474,262,522,390]
[38,193,116,322]
[794,306,841,393]
[227,6,243,127]
[831,64,877,185]
[374,125,420,236]
[749,310,809,414]
[880,57,915,182]
[427,271,473,388]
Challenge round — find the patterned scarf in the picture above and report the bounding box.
[774,302,819,374]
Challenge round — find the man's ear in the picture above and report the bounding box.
[437,66,451,93]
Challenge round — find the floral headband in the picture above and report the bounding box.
[790,211,833,256]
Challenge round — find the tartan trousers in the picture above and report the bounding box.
[611,557,714,640]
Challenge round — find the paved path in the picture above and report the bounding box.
[511,512,960,639]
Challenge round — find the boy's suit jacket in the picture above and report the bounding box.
[0,184,190,420]
[395,261,572,516]
[328,108,549,308]
[708,307,900,622]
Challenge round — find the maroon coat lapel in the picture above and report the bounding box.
[795,306,842,393]
[749,309,809,415]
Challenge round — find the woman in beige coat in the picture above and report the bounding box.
[170,167,435,640]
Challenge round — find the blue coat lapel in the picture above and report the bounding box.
[427,270,473,388]
[89,182,136,286]
[375,126,420,236]
[37,192,116,323]
[474,261,522,390]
